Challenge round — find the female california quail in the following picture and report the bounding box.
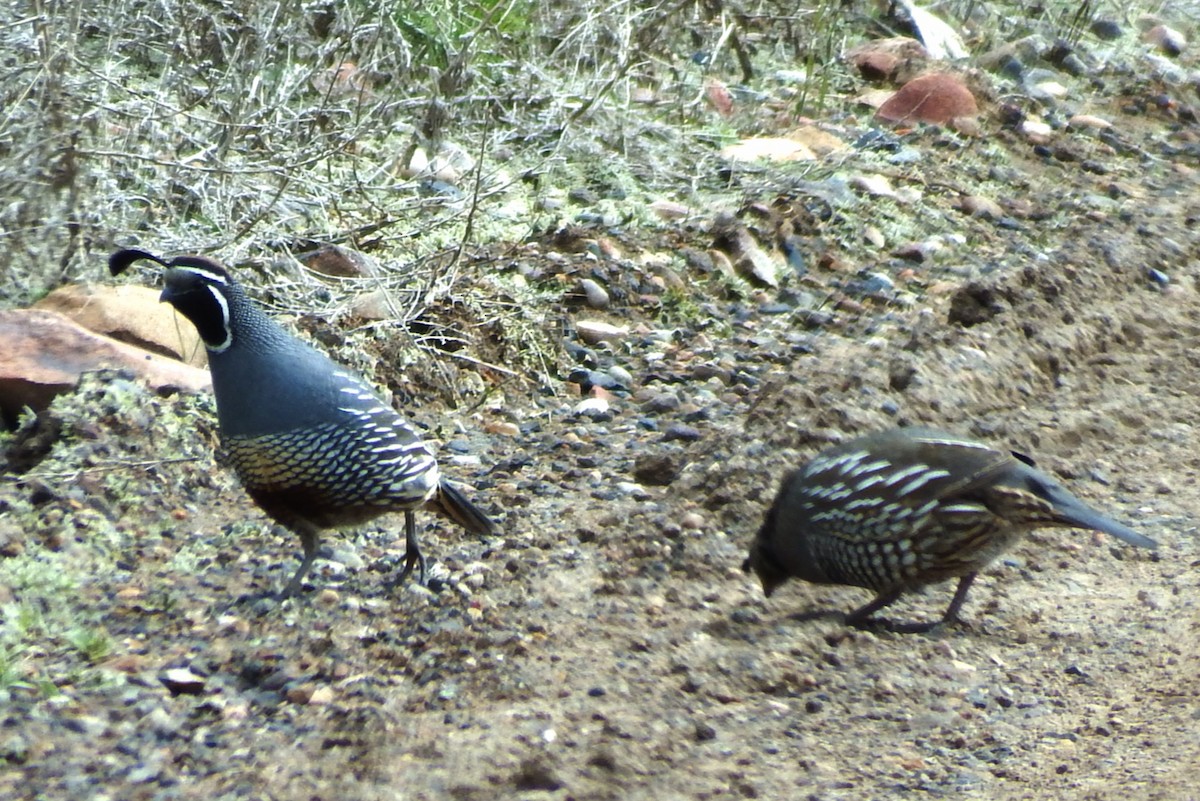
[109,248,497,598]
[744,427,1157,631]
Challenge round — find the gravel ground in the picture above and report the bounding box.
[4,41,1200,801]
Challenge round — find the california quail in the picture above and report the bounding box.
[109,248,497,598]
[744,427,1157,631]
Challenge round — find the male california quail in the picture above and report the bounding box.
[744,427,1157,631]
[109,248,496,598]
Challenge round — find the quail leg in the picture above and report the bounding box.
[938,572,978,626]
[394,510,427,586]
[844,573,980,633]
[282,523,321,599]
[844,588,904,629]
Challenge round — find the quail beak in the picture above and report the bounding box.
[744,549,785,597]
[758,575,783,598]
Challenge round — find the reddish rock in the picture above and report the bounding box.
[0,309,210,423]
[845,37,930,84]
[297,244,377,279]
[34,283,206,367]
[877,73,978,125]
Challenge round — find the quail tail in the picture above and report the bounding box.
[433,479,497,536]
[1032,478,1157,549]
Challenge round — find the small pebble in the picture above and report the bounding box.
[861,272,894,293]
[616,481,652,500]
[1090,19,1122,40]
[575,397,612,418]
[1144,24,1186,57]
[570,369,625,392]
[579,278,610,309]
[577,320,629,346]
[286,685,315,705]
[568,187,598,204]
[634,453,679,486]
[642,392,681,413]
[663,423,702,442]
[608,364,634,387]
[160,668,206,696]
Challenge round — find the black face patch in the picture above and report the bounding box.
[161,267,232,351]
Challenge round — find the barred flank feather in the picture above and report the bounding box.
[744,427,1156,631]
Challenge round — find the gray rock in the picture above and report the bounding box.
[634,453,680,486]
[579,278,610,309]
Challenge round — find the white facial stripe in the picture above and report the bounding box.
[205,284,232,352]
[178,266,229,285]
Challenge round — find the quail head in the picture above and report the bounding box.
[744,426,1157,631]
[109,248,497,598]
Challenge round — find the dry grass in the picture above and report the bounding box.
[0,1,859,293]
[0,0,1111,387]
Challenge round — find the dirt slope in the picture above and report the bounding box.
[4,58,1200,801]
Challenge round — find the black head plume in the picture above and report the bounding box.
[109,248,170,276]
[109,249,234,283]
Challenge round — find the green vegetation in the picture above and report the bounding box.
[0,553,88,693]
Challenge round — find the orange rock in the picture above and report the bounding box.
[0,309,211,423]
[877,73,978,125]
[35,283,206,367]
